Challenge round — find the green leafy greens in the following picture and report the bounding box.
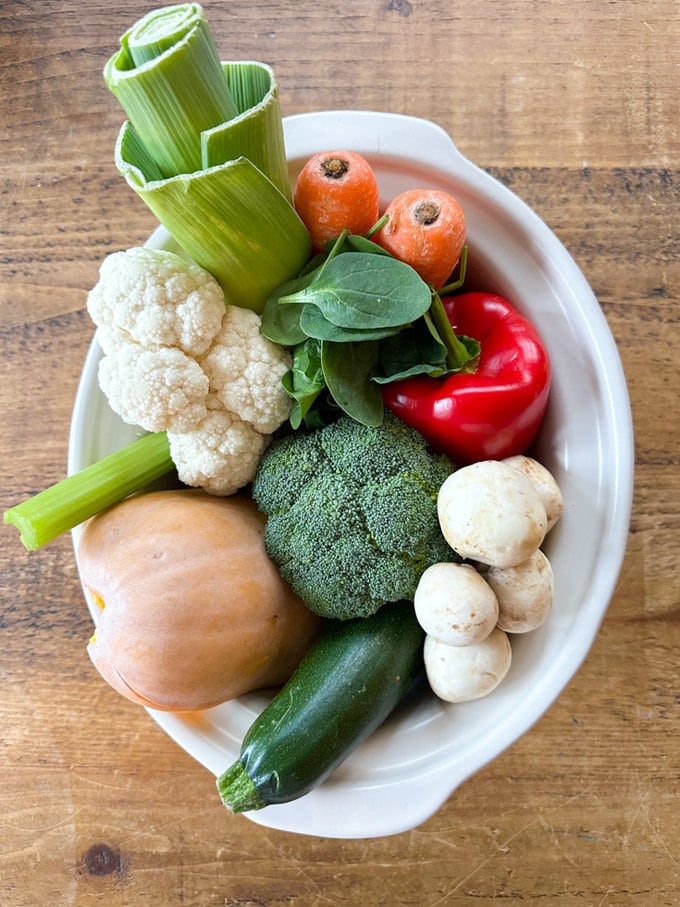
[261,230,478,428]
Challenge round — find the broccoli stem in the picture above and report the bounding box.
[4,432,174,551]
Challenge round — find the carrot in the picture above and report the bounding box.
[293,150,380,251]
[373,189,467,289]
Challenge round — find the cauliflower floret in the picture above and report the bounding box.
[168,410,268,496]
[200,306,292,434]
[86,246,293,496]
[87,247,225,357]
[98,344,208,433]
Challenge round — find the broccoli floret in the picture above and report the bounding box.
[361,474,452,560]
[318,414,419,484]
[252,413,458,620]
[251,429,326,514]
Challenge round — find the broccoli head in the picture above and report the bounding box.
[252,413,457,619]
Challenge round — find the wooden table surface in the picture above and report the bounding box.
[1,1,678,904]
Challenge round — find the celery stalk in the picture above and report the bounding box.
[4,432,174,551]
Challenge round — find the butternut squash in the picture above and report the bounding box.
[77,488,320,711]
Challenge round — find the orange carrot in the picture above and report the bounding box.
[293,150,380,251]
[373,189,467,289]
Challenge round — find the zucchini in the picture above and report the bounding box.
[216,600,424,813]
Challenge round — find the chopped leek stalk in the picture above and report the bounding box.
[105,3,239,177]
[205,62,291,197]
[104,4,311,313]
[3,432,174,551]
[118,131,310,313]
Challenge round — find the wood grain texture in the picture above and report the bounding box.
[1,1,678,905]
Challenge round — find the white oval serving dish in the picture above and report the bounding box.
[69,110,634,839]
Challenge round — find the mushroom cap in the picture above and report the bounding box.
[437,460,547,568]
[486,549,554,633]
[414,562,499,646]
[503,455,564,532]
[424,627,512,703]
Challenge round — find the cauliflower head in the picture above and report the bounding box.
[199,306,291,435]
[167,409,269,496]
[87,247,224,357]
[86,247,292,495]
[252,413,457,620]
[98,344,209,433]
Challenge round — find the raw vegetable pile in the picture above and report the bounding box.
[4,3,564,817]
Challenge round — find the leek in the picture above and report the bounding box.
[4,432,174,551]
[104,4,239,177]
[104,3,311,312]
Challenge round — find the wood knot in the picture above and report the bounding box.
[386,0,413,16]
[82,843,124,877]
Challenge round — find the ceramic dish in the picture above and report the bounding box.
[68,110,634,839]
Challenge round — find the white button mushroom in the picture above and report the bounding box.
[502,455,564,531]
[424,627,512,703]
[437,460,548,568]
[414,562,499,646]
[485,549,554,633]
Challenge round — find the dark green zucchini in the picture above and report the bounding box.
[216,600,424,813]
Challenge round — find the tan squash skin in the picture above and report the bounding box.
[78,489,320,711]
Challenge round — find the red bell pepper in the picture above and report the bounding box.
[381,292,551,465]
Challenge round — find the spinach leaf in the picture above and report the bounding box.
[264,232,476,429]
[428,292,480,372]
[321,340,383,426]
[260,269,321,345]
[281,338,326,429]
[279,253,432,330]
[299,304,404,342]
[374,314,449,383]
[323,233,394,257]
[375,317,481,384]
